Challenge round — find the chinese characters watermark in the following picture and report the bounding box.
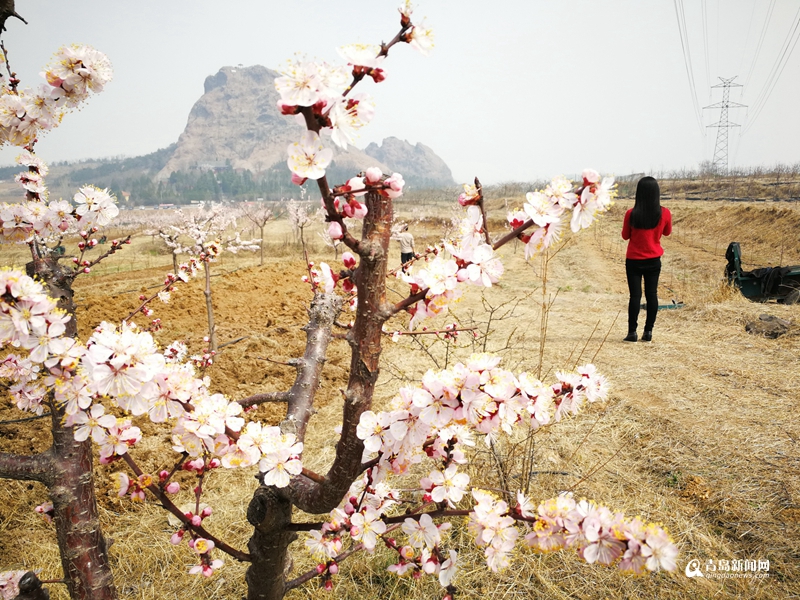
[685,558,770,579]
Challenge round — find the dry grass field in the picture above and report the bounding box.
[1,196,799,599]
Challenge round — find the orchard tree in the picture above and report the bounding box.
[158,203,259,352]
[0,4,678,600]
[0,31,121,600]
[238,201,274,266]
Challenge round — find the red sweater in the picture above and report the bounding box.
[621,207,672,260]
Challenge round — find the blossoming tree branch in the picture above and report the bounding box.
[0,3,677,600]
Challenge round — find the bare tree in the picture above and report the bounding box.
[239,201,274,266]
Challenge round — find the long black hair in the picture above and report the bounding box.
[630,176,662,230]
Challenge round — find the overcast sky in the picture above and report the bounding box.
[1,0,798,184]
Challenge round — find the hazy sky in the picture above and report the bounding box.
[1,1,798,184]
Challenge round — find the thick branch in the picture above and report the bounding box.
[282,292,342,441]
[285,189,392,513]
[0,449,52,483]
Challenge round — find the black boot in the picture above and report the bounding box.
[623,331,637,342]
[641,330,652,342]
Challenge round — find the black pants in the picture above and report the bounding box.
[626,257,661,332]
[401,252,414,267]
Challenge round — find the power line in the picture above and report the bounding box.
[673,0,705,134]
[742,0,776,90]
[737,0,758,77]
[701,0,711,96]
[741,4,800,135]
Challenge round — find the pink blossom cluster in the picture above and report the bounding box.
[295,355,613,587]
[170,512,224,577]
[278,4,431,182]
[508,170,615,259]
[113,470,179,503]
[466,490,678,573]
[519,493,678,573]
[0,154,119,244]
[0,44,111,147]
[304,261,338,294]
[0,271,304,492]
[397,205,501,329]
[325,168,405,240]
[356,354,608,477]
[0,270,72,413]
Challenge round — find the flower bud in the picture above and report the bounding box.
[328,562,339,575]
[365,167,383,184]
[165,482,180,494]
[342,252,356,269]
[201,506,213,518]
[170,530,184,545]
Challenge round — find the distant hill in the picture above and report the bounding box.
[1,65,454,205]
[158,65,454,188]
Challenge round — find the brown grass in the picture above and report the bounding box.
[1,199,799,599]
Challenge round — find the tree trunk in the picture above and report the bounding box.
[48,406,116,600]
[203,260,217,352]
[0,257,119,599]
[260,225,264,266]
[244,189,392,599]
[245,488,296,600]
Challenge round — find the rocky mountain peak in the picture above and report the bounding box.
[158,65,454,187]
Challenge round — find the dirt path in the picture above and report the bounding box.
[544,208,800,599]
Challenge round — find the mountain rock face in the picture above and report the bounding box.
[158,65,454,187]
[364,138,454,188]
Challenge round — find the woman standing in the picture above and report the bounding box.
[621,176,672,342]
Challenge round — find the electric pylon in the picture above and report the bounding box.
[703,77,746,174]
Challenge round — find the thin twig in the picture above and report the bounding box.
[591,311,620,364]
[568,443,626,492]
[236,391,291,408]
[573,319,601,369]
[0,412,51,425]
[218,336,249,349]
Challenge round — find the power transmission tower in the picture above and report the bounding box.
[703,77,746,174]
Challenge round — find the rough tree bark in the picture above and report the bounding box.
[0,256,117,600]
[244,189,392,600]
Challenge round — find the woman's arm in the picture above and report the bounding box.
[621,210,632,240]
[662,207,672,236]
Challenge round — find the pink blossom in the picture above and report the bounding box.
[365,167,383,184]
[342,252,356,269]
[327,221,343,240]
[382,172,405,198]
[287,131,333,180]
